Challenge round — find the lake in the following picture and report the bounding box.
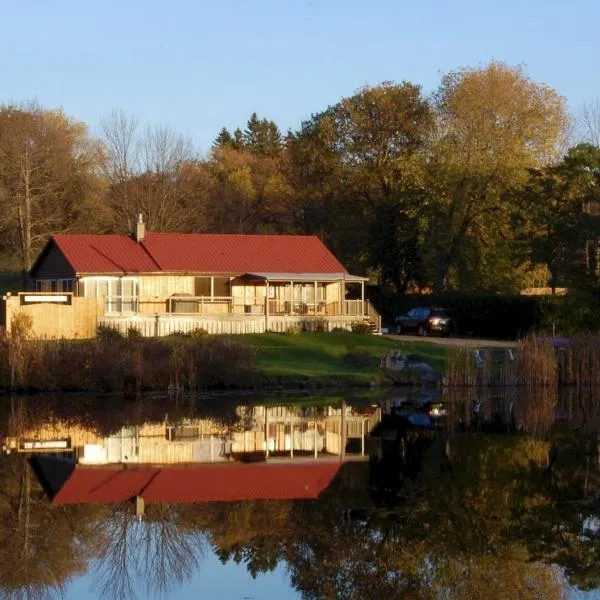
[1,389,599,599]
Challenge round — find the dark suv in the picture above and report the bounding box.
[394,307,452,336]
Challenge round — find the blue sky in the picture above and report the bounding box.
[0,0,598,154]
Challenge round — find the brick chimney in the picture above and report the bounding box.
[135,213,145,243]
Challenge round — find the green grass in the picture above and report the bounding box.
[242,332,448,382]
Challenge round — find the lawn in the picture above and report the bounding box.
[242,332,448,382]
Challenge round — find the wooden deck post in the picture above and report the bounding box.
[314,420,318,459]
[290,421,294,457]
[340,402,346,460]
[361,281,365,316]
[265,408,269,458]
[361,418,365,456]
[265,280,269,331]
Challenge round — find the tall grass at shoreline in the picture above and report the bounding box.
[0,317,258,393]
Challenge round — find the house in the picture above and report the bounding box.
[23,217,380,337]
[4,404,381,464]
[10,401,382,507]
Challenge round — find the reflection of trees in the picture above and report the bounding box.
[188,438,575,599]
[93,503,205,600]
[0,454,99,600]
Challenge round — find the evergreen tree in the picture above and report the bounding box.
[212,127,233,151]
[243,112,282,157]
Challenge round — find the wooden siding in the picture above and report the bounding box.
[138,275,195,298]
[3,294,103,339]
[32,244,76,279]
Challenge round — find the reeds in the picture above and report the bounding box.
[559,336,600,388]
[515,336,558,389]
[0,333,259,394]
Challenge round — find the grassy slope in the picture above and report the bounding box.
[243,332,447,382]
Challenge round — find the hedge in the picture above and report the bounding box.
[371,292,600,340]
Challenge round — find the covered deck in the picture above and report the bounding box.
[98,271,381,336]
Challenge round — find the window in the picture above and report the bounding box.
[194,277,211,296]
[213,277,230,297]
[81,277,138,313]
[35,279,74,292]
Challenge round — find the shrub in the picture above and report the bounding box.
[97,324,123,342]
[351,320,375,334]
[127,326,143,339]
[299,318,327,332]
[188,327,208,339]
[343,351,378,368]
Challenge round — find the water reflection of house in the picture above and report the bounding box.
[3,404,382,464]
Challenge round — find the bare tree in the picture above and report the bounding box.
[100,109,139,183]
[93,503,205,600]
[99,111,199,232]
[580,99,600,146]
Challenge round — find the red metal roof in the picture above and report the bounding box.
[142,462,340,504]
[141,233,347,274]
[50,234,160,274]
[34,233,347,276]
[42,461,341,504]
[53,466,157,504]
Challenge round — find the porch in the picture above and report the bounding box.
[98,272,381,335]
[99,306,380,336]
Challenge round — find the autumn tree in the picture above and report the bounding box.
[288,82,433,290]
[0,103,104,277]
[204,145,294,233]
[425,62,569,292]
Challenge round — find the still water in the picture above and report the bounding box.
[1,390,600,599]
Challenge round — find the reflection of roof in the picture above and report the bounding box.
[31,457,341,504]
[32,233,348,276]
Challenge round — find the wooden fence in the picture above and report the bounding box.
[1,293,103,339]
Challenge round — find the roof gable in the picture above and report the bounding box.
[35,234,160,275]
[32,233,347,276]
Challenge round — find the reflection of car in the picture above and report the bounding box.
[394,307,452,336]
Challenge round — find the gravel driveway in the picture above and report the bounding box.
[383,334,517,348]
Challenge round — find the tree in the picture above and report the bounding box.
[100,111,200,232]
[0,103,104,276]
[243,113,283,157]
[425,62,569,292]
[212,127,233,152]
[523,143,600,291]
[288,82,433,290]
[580,100,600,147]
[204,145,294,233]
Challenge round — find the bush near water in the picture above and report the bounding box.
[374,292,600,339]
[0,320,258,393]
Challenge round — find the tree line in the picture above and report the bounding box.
[1,61,599,294]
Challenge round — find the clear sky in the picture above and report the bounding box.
[0,0,598,154]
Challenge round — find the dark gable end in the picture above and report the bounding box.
[29,239,76,280]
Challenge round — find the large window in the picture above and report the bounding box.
[194,277,231,298]
[82,277,138,313]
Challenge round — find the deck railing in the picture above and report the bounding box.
[103,295,374,319]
